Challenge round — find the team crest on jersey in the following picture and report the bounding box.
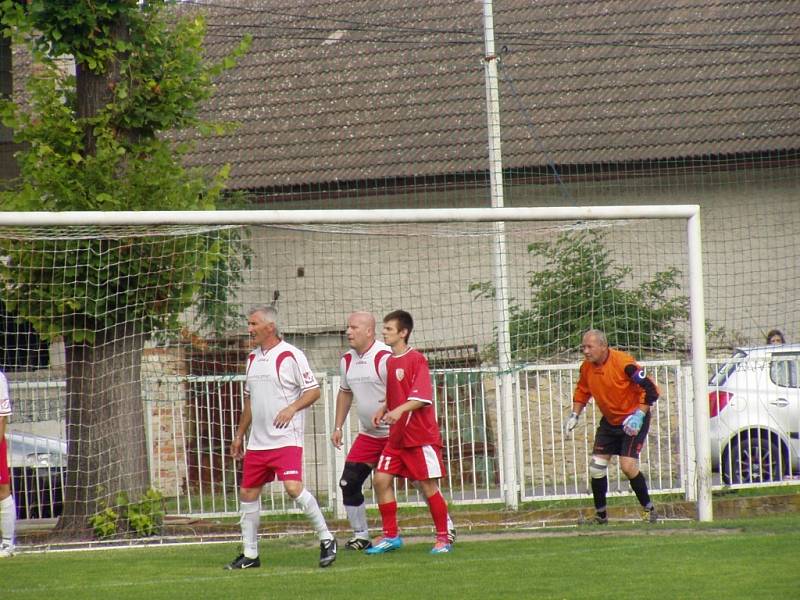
[395,368,404,381]
[302,371,314,384]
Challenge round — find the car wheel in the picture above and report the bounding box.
[721,432,784,484]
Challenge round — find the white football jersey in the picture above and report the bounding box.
[340,340,391,438]
[0,371,10,417]
[245,340,319,450]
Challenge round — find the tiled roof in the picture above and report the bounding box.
[24,1,800,190]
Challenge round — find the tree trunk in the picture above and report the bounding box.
[75,19,128,156]
[54,324,150,537]
[75,62,110,157]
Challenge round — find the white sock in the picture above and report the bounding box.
[295,488,332,541]
[239,500,260,559]
[345,502,369,539]
[1,495,15,546]
[446,513,454,532]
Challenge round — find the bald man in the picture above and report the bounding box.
[564,329,660,524]
[331,312,454,550]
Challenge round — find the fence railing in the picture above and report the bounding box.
[9,357,798,522]
[8,355,800,519]
[514,361,685,503]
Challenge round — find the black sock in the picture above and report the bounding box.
[590,476,608,512]
[629,472,652,508]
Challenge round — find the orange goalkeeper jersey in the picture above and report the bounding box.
[574,348,657,425]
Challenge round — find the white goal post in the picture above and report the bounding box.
[0,205,712,522]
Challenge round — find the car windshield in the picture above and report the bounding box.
[708,350,747,386]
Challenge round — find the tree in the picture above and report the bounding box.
[0,0,250,535]
[470,229,689,361]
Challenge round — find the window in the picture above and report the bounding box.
[770,353,800,388]
[709,350,746,386]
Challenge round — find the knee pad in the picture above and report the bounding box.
[589,456,609,479]
[339,462,372,506]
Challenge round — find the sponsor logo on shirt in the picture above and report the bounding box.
[395,368,404,381]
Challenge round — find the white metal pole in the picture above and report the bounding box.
[482,0,517,510]
[327,376,347,519]
[0,205,701,226]
[687,212,712,521]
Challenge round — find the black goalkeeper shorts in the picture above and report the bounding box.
[592,414,651,459]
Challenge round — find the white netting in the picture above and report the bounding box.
[0,213,703,534]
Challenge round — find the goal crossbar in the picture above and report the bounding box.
[0,205,698,226]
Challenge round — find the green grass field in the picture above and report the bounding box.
[4,514,798,599]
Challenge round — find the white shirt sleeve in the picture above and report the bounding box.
[287,350,319,391]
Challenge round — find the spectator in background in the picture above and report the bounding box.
[766,329,786,345]
[0,367,16,558]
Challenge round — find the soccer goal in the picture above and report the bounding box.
[0,206,712,538]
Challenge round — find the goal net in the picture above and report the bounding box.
[0,207,713,540]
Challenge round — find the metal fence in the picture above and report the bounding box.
[514,362,687,503]
[10,354,799,522]
[8,361,694,521]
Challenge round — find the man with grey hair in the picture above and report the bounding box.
[564,329,660,524]
[226,305,337,570]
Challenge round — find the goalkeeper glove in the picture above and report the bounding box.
[563,411,580,434]
[622,409,646,436]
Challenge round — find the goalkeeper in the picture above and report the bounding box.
[563,329,659,524]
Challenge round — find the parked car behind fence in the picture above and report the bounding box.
[7,430,66,519]
[708,344,800,484]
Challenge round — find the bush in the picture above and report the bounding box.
[89,488,165,539]
[470,229,689,360]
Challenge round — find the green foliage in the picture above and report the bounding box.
[0,0,253,343]
[89,491,119,539]
[194,226,253,336]
[89,507,119,539]
[1,0,140,73]
[90,488,165,538]
[470,229,689,360]
[123,488,165,537]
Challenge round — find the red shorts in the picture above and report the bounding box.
[346,433,388,465]
[241,446,303,488]
[0,438,8,484]
[375,444,445,481]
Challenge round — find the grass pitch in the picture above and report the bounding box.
[4,514,797,599]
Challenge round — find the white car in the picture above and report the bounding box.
[7,430,67,518]
[708,344,800,484]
